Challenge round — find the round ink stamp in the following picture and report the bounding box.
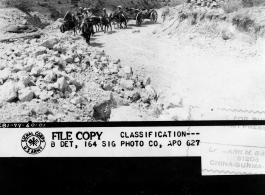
[21,131,46,155]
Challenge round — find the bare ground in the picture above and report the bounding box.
[73,9,265,111]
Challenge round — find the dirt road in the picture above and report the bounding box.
[77,10,265,112]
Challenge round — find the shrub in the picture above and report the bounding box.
[242,0,265,7]
[5,0,34,15]
[220,0,243,13]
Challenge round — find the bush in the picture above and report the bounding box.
[242,0,265,7]
[220,0,243,13]
[5,0,34,14]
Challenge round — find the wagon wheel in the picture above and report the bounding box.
[151,11,158,22]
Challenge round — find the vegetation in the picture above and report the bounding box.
[5,0,34,15]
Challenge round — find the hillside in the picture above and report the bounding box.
[0,0,265,122]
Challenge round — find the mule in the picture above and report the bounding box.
[110,12,127,29]
[101,15,112,33]
[91,16,102,32]
[60,12,79,35]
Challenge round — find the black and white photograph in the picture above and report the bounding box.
[0,0,265,192]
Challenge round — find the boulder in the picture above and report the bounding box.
[0,81,17,102]
[103,83,113,91]
[70,96,87,105]
[62,55,73,63]
[0,69,11,81]
[74,57,80,63]
[68,77,81,89]
[57,77,68,92]
[39,90,53,101]
[35,47,47,57]
[53,43,67,53]
[145,85,157,100]
[120,79,134,90]
[18,88,34,102]
[143,77,151,86]
[67,85,76,93]
[15,82,26,91]
[11,64,23,73]
[92,100,112,121]
[23,64,33,72]
[40,38,60,49]
[30,66,41,76]
[124,66,132,74]
[20,73,31,86]
[31,86,42,98]
[44,71,56,83]
[125,91,141,102]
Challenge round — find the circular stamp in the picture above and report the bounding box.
[21,131,46,155]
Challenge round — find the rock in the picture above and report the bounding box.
[74,57,80,63]
[103,83,113,91]
[57,77,68,92]
[40,38,60,49]
[14,50,22,57]
[158,94,183,109]
[30,67,40,76]
[44,71,56,83]
[0,81,17,102]
[143,77,151,86]
[103,68,111,75]
[109,67,118,74]
[11,64,23,73]
[68,77,81,89]
[36,103,49,115]
[70,96,87,105]
[109,106,143,121]
[62,55,73,63]
[113,59,120,64]
[92,100,112,121]
[23,64,33,72]
[125,91,141,102]
[120,79,134,90]
[124,66,132,74]
[145,85,157,100]
[39,90,53,101]
[31,86,42,98]
[67,85,76,93]
[15,82,26,91]
[35,47,47,57]
[53,43,66,53]
[20,73,31,86]
[47,114,57,122]
[0,69,11,81]
[93,66,99,73]
[18,88,34,102]
[27,58,35,66]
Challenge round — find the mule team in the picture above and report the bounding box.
[60,5,159,45]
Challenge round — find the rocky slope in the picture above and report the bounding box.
[0,11,186,122]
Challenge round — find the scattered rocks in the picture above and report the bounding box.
[0,25,183,122]
[40,38,60,49]
[120,79,134,90]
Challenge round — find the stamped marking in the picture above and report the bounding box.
[21,131,46,155]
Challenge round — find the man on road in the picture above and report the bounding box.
[81,8,95,36]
